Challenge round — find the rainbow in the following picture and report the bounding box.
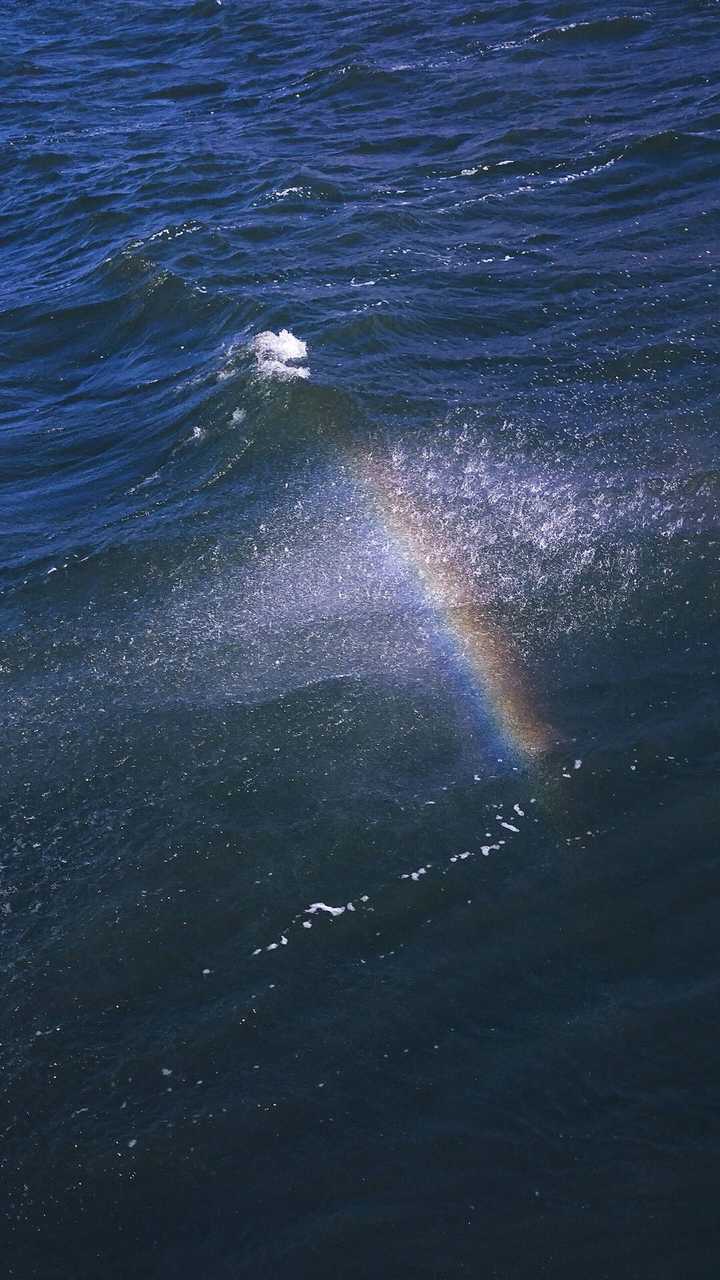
[351,451,555,761]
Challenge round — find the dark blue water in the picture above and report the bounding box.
[3,2,720,1276]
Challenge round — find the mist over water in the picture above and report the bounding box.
[2,2,720,1277]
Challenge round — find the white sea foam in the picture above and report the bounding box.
[252,328,309,380]
[247,766,587,960]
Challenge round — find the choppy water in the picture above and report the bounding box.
[2,2,720,1276]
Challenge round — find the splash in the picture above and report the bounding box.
[241,328,554,758]
[251,328,309,380]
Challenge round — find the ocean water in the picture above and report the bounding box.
[2,1,720,1275]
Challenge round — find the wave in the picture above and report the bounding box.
[285,57,427,104]
[436,123,720,213]
[527,12,653,46]
[618,127,720,161]
[487,11,653,53]
[261,172,346,205]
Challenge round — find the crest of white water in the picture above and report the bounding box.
[251,329,309,380]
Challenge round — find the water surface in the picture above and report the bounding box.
[2,2,720,1276]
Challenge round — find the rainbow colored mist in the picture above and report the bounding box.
[353,453,555,760]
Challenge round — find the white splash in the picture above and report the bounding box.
[252,328,309,381]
